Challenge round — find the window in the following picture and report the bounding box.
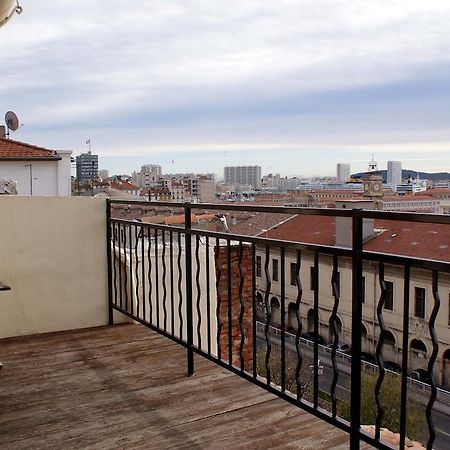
[272,259,279,282]
[415,287,426,319]
[384,281,394,311]
[256,256,262,278]
[361,276,366,304]
[310,266,316,291]
[290,262,298,286]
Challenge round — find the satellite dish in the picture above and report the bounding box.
[5,111,19,132]
[0,0,22,29]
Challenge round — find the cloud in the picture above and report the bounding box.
[2,1,450,175]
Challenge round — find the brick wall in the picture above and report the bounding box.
[215,243,254,370]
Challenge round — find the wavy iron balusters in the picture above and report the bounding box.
[330,254,341,418]
[177,233,183,339]
[128,225,134,316]
[264,245,272,385]
[375,262,387,440]
[215,238,222,360]
[147,228,153,323]
[426,270,440,450]
[294,249,304,400]
[195,236,202,349]
[169,231,175,336]
[162,231,167,331]
[134,226,140,318]
[238,242,245,371]
[140,225,146,321]
[112,224,118,307]
[123,224,129,311]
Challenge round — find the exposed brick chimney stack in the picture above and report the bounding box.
[215,243,254,370]
[0,126,6,139]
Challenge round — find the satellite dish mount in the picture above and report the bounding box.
[0,1,22,28]
[4,111,19,138]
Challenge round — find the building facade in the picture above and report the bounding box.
[0,138,72,196]
[254,209,450,386]
[76,152,98,183]
[387,161,402,191]
[132,164,162,188]
[224,166,262,190]
[336,163,350,183]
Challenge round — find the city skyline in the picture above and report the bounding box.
[3,1,450,176]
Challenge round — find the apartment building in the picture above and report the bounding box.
[336,163,350,183]
[387,161,402,191]
[255,205,450,386]
[224,166,262,190]
[132,164,162,188]
[76,152,98,183]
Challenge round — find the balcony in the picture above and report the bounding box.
[1,323,365,449]
[1,196,449,449]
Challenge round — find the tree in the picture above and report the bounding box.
[256,348,313,400]
[339,372,427,443]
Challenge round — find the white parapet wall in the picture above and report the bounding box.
[0,196,123,338]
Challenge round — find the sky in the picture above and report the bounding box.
[2,0,450,178]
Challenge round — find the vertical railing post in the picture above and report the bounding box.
[106,199,114,326]
[185,202,195,376]
[350,209,363,450]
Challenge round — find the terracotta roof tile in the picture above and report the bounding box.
[110,181,139,190]
[0,138,60,159]
[227,212,295,237]
[263,215,450,262]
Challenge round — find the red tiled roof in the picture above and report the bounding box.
[110,181,139,190]
[383,195,438,201]
[262,215,336,246]
[228,212,295,237]
[263,215,450,262]
[0,138,60,159]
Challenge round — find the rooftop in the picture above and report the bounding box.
[0,138,61,160]
[0,323,362,449]
[263,214,450,261]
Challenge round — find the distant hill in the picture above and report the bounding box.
[350,170,450,182]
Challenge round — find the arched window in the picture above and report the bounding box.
[287,302,298,331]
[256,292,264,306]
[307,308,317,333]
[361,323,368,339]
[410,339,427,353]
[384,330,396,346]
[270,297,280,310]
[270,297,281,328]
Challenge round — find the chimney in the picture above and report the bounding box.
[0,126,6,139]
[335,200,375,248]
[214,243,254,370]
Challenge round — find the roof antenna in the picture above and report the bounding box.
[4,110,19,138]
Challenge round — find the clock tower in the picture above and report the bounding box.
[362,157,384,206]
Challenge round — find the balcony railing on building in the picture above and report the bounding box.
[107,200,450,450]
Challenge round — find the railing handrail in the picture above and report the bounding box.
[107,198,450,225]
[107,200,450,450]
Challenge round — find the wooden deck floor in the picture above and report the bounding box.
[0,324,363,449]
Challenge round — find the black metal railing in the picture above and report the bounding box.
[106,200,450,450]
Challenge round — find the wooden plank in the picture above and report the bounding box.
[0,324,361,449]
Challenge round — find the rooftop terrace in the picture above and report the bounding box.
[0,323,364,449]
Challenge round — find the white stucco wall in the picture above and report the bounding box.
[112,231,218,356]
[0,151,72,196]
[0,196,116,338]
